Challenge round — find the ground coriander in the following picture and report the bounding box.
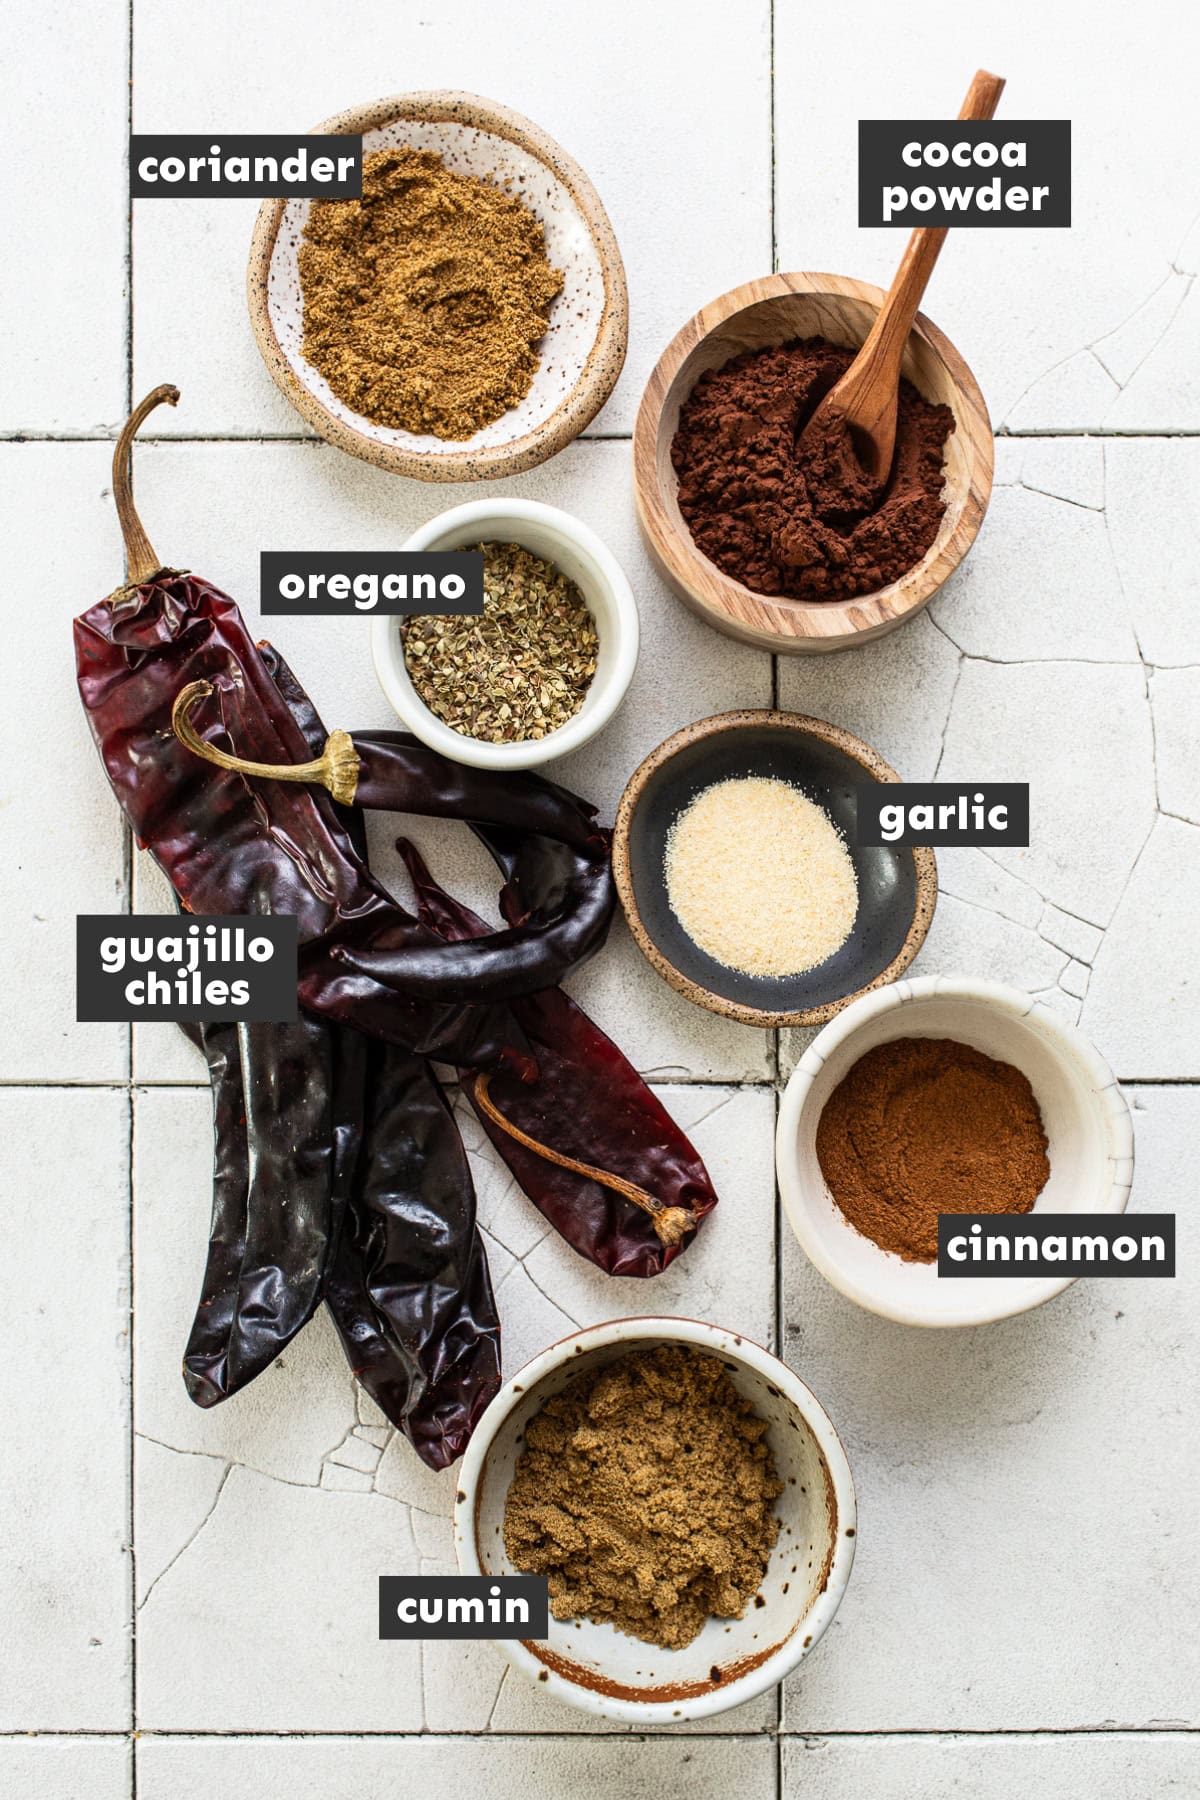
[402,542,598,743]
[299,148,563,440]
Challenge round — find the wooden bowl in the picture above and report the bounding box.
[633,272,993,652]
[612,711,937,1029]
[248,92,628,481]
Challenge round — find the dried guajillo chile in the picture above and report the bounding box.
[397,839,717,1275]
[271,648,500,1461]
[276,646,718,1276]
[178,1013,338,1403]
[77,387,717,1464]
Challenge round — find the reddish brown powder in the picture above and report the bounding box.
[670,337,954,603]
[815,1037,1050,1263]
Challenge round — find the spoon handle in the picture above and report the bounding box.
[836,69,1005,473]
[863,72,1006,401]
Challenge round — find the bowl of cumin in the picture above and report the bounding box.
[453,1316,857,1723]
[248,91,628,480]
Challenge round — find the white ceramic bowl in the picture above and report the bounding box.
[371,498,639,770]
[453,1316,856,1725]
[777,976,1135,1327]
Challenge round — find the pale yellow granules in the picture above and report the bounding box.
[664,777,858,977]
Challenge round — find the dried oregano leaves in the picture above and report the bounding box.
[402,542,599,743]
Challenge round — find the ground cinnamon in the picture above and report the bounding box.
[815,1037,1049,1262]
[503,1345,782,1649]
[299,148,563,439]
[671,337,953,602]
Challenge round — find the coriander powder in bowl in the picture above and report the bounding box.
[248,92,627,481]
[371,498,639,770]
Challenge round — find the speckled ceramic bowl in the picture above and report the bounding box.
[453,1317,857,1724]
[777,977,1136,1326]
[612,711,937,1027]
[248,92,627,480]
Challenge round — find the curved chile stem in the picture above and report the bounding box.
[472,1071,697,1248]
[171,680,362,806]
[113,383,180,585]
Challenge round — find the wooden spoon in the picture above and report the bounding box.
[799,68,1006,484]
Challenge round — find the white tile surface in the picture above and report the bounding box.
[782,1735,1200,1798]
[0,446,129,1082]
[774,0,1200,431]
[0,1091,131,1729]
[1,4,127,430]
[1081,817,1200,1076]
[7,0,1199,1781]
[1105,440,1200,667]
[137,1734,776,1799]
[779,1086,1200,1730]
[131,0,771,438]
[137,1465,423,1730]
[0,1737,131,1800]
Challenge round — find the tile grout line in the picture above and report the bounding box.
[6,1075,1198,1090]
[8,1726,1195,1741]
[768,2,783,1775]
[6,428,1200,444]
[125,0,137,1788]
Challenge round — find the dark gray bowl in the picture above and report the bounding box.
[612,711,937,1027]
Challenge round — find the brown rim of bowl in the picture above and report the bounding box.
[247,90,629,481]
[612,709,938,1028]
[632,271,994,650]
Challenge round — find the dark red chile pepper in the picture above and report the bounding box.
[268,647,500,1466]
[324,1035,500,1466]
[79,388,719,1466]
[179,1013,341,1403]
[396,838,719,1277]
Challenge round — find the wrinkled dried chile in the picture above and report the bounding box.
[275,651,501,1461]
[671,337,954,602]
[398,839,718,1277]
[77,388,718,1466]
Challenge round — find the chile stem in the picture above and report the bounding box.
[113,384,180,585]
[472,1072,697,1249]
[172,680,362,806]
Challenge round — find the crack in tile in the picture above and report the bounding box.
[137,1462,232,1613]
[999,477,1106,514]
[500,1256,582,1331]
[1096,273,1197,400]
[677,1089,741,1134]
[483,1665,509,1731]
[1002,223,1200,428]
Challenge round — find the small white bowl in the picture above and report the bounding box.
[777,976,1135,1328]
[453,1316,856,1725]
[371,498,639,770]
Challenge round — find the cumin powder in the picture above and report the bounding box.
[504,1345,782,1650]
[299,148,563,439]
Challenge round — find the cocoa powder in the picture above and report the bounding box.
[815,1037,1050,1262]
[671,337,954,603]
